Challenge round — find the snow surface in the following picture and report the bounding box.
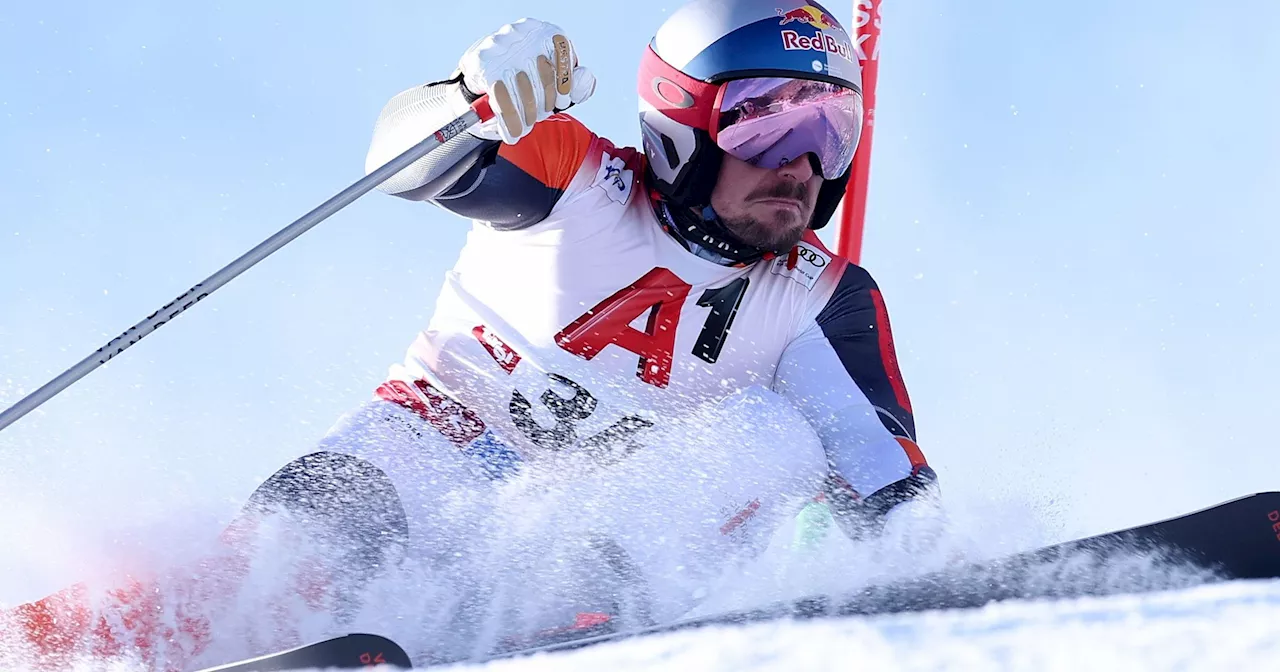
[193,507,1278,671]
[18,573,1279,670]
[2,475,1269,672]
[9,496,1275,672]
[442,579,1280,672]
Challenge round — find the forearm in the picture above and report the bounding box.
[823,463,939,542]
[365,76,496,201]
[776,260,936,541]
[802,402,935,540]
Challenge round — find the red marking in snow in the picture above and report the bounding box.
[720,499,762,536]
[573,612,613,629]
[510,611,614,650]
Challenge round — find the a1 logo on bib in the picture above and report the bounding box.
[771,241,830,290]
[593,152,634,205]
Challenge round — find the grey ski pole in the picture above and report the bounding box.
[0,96,494,434]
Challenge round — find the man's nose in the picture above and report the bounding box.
[776,152,818,181]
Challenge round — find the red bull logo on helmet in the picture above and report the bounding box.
[776,5,840,30]
[776,5,852,62]
[781,30,853,62]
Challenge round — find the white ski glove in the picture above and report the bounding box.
[457,18,596,145]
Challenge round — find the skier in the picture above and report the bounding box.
[3,1,937,667]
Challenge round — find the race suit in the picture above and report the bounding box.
[1,78,936,669]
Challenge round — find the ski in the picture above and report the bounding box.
[198,492,1280,669]
[197,633,411,671]
[485,491,1280,660]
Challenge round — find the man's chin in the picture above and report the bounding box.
[745,226,807,254]
[721,211,810,253]
[764,229,806,254]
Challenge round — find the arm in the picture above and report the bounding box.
[364,18,596,230]
[363,75,498,203]
[366,80,595,230]
[774,262,937,540]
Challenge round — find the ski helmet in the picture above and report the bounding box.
[639,0,864,259]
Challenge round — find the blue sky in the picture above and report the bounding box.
[3,1,1279,600]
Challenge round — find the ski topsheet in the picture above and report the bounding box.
[197,633,410,671]
[198,492,1280,670]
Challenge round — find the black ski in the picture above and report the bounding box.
[486,491,1280,660]
[199,492,1280,669]
[197,633,412,671]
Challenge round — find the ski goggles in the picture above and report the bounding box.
[711,77,863,179]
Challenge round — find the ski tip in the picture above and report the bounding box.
[342,634,413,669]
[197,633,412,672]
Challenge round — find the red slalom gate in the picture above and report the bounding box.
[835,0,883,264]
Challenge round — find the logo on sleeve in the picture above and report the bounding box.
[770,241,830,289]
[593,152,634,205]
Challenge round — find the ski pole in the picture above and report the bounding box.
[0,96,494,434]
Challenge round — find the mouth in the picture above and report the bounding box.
[755,198,804,211]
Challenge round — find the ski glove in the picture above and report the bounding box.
[457,18,596,145]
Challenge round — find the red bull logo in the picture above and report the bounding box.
[776,5,851,61]
[777,5,840,30]
[781,30,853,62]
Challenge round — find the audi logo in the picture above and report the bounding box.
[794,247,827,267]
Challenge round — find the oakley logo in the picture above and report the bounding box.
[651,76,695,109]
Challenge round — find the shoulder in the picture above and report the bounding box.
[493,114,595,193]
[765,230,860,295]
[567,134,646,209]
[441,115,645,231]
[762,232,898,333]
[497,115,644,193]
[505,116,647,228]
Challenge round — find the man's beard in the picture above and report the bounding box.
[719,211,808,253]
[719,181,812,253]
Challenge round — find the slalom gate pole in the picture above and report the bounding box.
[834,0,884,265]
[0,97,494,434]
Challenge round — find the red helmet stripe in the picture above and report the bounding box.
[638,46,720,132]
